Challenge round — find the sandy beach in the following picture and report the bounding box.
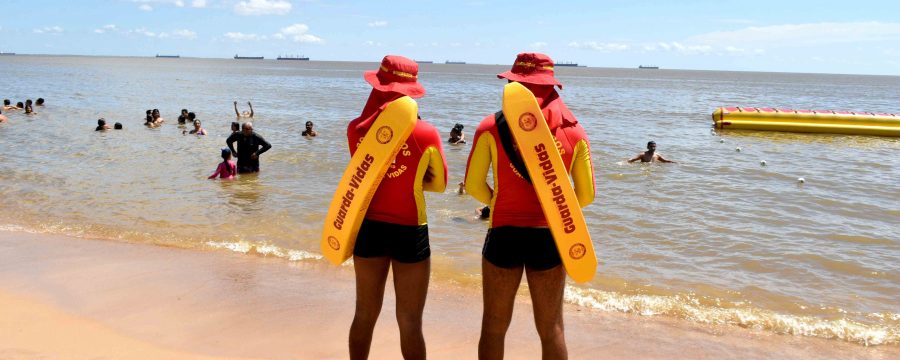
[0,230,895,359]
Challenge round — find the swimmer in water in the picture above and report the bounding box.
[0,108,7,122]
[448,123,466,144]
[177,109,189,124]
[208,148,237,180]
[234,101,254,118]
[151,108,164,125]
[24,100,35,115]
[231,121,240,134]
[628,141,676,163]
[2,99,15,111]
[302,121,317,137]
[35,98,45,106]
[95,118,111,131]
[188,118,207,135]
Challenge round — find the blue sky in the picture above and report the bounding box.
[2,0,899,75]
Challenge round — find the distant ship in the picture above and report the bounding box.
[277,55,309,61]
[155,54,180,58]
[557,62,579,67]
[0,52,15,56]
[415,60,433,64]
[638,65,659,69]
[445,61,466,65]
[234,54,264,60]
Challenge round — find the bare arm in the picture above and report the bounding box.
[234,101,239,117]
[248,102,254,117]
[627,154,641,163]
[656,154,676,163]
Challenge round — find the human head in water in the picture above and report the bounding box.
[647,141,656,151]
[3,99,9,107]
[16,102,24,109]
[36,98,44,106]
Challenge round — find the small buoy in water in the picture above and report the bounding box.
[735,147,742,152]
[719,139,725,143]
[797,177,805,183]
[760,160,767,166]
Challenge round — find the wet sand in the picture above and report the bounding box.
[0,230,896,359]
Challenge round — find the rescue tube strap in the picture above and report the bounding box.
[495,111,532,184]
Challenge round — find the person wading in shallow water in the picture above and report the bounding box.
[346,55,447,360]
[464,52,596,360]
[225,122,271,174]
[628,141,676,163]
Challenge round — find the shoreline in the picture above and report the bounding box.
[1,230,896,359]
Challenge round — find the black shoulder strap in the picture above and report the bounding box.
[495,111,531,184]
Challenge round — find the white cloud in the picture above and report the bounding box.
[139,4,153,11]
[688,22,900,47]
[94,24,119,34]
[174,0,185,6]
[568,41,629,52]
[192,0,207,7]
[225,32,266,41]
[131,28,157,37]
[363,40,382,47]
[127,27,150,37]
[159,29,197,39]
[234,0,291,16]
[531,41,547,49]
[368,21,388,28]
[276,23,323,43]
[33,26,64,34]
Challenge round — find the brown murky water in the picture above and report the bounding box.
[1,55,897,345]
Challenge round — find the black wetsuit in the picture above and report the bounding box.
[226,131,272,173]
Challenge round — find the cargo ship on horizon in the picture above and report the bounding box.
[638,65,660,69]
[277,55,309,61]
[234,54,264,60]
[155,54,180,58]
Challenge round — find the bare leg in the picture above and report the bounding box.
[478,258,524,360]
[392,259,430,360]
[349,256,391,360]
[525,265,567,360]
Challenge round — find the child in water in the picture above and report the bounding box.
[208,148,237,180]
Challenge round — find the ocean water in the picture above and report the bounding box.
[1,55,898,346]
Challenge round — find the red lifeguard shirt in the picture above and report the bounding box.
[347,118,448,226]
[464,110,595,228]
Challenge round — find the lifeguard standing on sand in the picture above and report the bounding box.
[346,55,448,359]
[464,53,596,359]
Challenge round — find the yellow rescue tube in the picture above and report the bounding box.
[320,97,418,265]
[712,107,900,137]
[502,82,597,283]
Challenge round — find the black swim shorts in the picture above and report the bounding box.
[353,219,430,263]
[482,226,561,271]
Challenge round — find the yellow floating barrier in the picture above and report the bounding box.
[712,107,900,137]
